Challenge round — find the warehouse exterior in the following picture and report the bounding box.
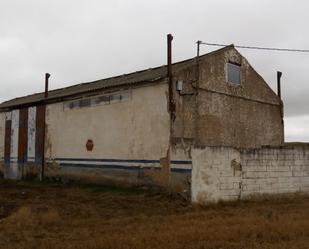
[0,45,285,196]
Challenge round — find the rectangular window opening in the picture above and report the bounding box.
[79,98,91,108]
[110,94,121,104]
[227,62,241,85]
[63,90,131,111]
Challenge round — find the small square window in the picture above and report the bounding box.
[64,100,80,110]
[120,92,130,102]
[94,95,110,105]
[227,62,240,85]
[79,98,91,107]
[110,94,121,104]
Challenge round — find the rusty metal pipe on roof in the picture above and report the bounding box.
[167,34,175,114]
[41,73,50,181]
[45,73,51,99]
[277,71,282,99]
[197,40,202,57]
[277,71,284,134]
[167,34,173,78]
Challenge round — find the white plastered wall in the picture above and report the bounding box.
[10,110,19,162]
[45,83,170,160]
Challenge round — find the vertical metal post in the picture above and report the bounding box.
[45,73,50,99]
[194,41,201,145]
[18,108,28,179]
[277,71,284,144]
[41,73,50,181]
[197,40,202,57]
[166,34,174,187]
[277,71,282,99]
[4,120,12,165]
[167,34,174,114]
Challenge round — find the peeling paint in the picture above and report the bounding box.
[27,107,36,161]
[172,47,283,149]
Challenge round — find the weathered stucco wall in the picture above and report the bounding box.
[44,83,176,187]
[170,145,192,193]
[0,83,191,192]
[172,47,284,149]
[46,83,170,159]
[196,91,283,148]
[0,112,5,175]
[0,46,285,195]
[0,112,4,159]
[192,145,309,204]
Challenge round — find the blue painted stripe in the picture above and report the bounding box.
[171,160,192,165]
[0,158,191,172]
[60,162,191,173]
[171,168,192,173]
[2,157,191,166]
[1,157,36,162]
[60,163,161,171]
[54,157,192,165]
[56,158,159,163]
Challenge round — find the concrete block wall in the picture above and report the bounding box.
[191,147,242,203]
[192,145,309,204]
[241,147,309,196]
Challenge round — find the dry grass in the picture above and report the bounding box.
[0,180,309,249]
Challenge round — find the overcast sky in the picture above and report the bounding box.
[0,0,308,141]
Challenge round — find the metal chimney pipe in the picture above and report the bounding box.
[197,40,202,57]
[167,34,173,77]
[41,73,50,181]
[277,71,282,99]
[167,34,174,113]
[45,73,51,99]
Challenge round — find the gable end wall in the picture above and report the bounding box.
[172,47,284,149]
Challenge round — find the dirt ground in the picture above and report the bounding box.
[0,180,309,249]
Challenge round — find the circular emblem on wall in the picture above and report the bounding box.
[86,139,94,151]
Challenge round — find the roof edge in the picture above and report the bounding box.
[0,45,236,110]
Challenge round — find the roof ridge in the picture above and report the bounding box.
[35,44,233,95]
[0,45,233,109]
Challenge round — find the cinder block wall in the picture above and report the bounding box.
[192,145,309,204]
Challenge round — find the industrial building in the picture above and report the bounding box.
[1,37,295,200]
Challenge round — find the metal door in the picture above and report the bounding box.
[4,119,11,164]
[18,108,28,177]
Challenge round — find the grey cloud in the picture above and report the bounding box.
[0,0,308,140]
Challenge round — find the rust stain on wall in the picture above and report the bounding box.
[0,162,4,178]
[23,163,40,179]
[142,149,170,188]
[45,124,53,159]
[45,160,61,180]
[86,139,94,151]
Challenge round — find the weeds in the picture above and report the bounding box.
[0,181,308,249]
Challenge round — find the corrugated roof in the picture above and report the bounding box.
[0,46,232,110]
